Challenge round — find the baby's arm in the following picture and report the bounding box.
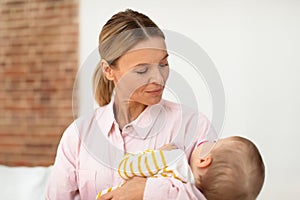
[118,147,181,180]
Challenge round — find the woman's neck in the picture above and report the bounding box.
[113,95,147,130]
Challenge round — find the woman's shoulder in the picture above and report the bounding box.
[60,106,110,144]
[75,104,111,124]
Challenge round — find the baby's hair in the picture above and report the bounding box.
[198,136,265,200]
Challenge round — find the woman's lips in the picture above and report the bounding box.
[146,88,163,95]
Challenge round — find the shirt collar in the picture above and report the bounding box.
[96,98,164,139]
[129,100,164,139]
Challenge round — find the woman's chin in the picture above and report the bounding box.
[145,96,162,105]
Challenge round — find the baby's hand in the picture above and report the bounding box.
[159,143,178,150]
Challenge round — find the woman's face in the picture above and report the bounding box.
[111,36,169,106]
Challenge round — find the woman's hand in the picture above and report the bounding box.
[100,177,147,200]
[159,143,178,150]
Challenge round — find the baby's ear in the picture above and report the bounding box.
[197,156,212,168]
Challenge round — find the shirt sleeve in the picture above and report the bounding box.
[45,121,80,200]
[173,111,218,162]
[194,113,218,146]
[144,177,207,200]
[144,111,216,200]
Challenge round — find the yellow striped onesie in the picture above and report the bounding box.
[96,149,194,199]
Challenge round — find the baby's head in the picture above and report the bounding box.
[190,136,265,200]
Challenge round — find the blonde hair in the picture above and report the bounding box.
[93,9,165,106]
[198,136,265,200]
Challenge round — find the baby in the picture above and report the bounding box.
[97,136,265,200]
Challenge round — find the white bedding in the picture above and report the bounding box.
[0,165,52,200]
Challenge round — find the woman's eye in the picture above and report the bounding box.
[159,63,169,67]
[135,68,148,74]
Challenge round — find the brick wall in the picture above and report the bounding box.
[0,0,78,166]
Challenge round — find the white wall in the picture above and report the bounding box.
[79,0,300,199]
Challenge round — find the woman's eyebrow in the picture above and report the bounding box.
[133,53,169,68]
[161,53,169,61]
[134,63,151,68]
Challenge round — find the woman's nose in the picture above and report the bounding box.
[148,65,166,85]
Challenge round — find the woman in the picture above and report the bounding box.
[46,9,216,200]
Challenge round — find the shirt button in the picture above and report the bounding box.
[125,125,133,131]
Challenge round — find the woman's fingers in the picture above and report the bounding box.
[159,143,178,150]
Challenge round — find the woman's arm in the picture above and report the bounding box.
[101,148,205,200]
[144,177,206,200]
[100,177,147,200]
[100,177,206,200]
[140,113,216,200]
[45,122,79,199]
[102,111,216,200]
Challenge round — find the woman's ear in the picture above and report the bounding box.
[101,59,114,81]
[197,156,212,168]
